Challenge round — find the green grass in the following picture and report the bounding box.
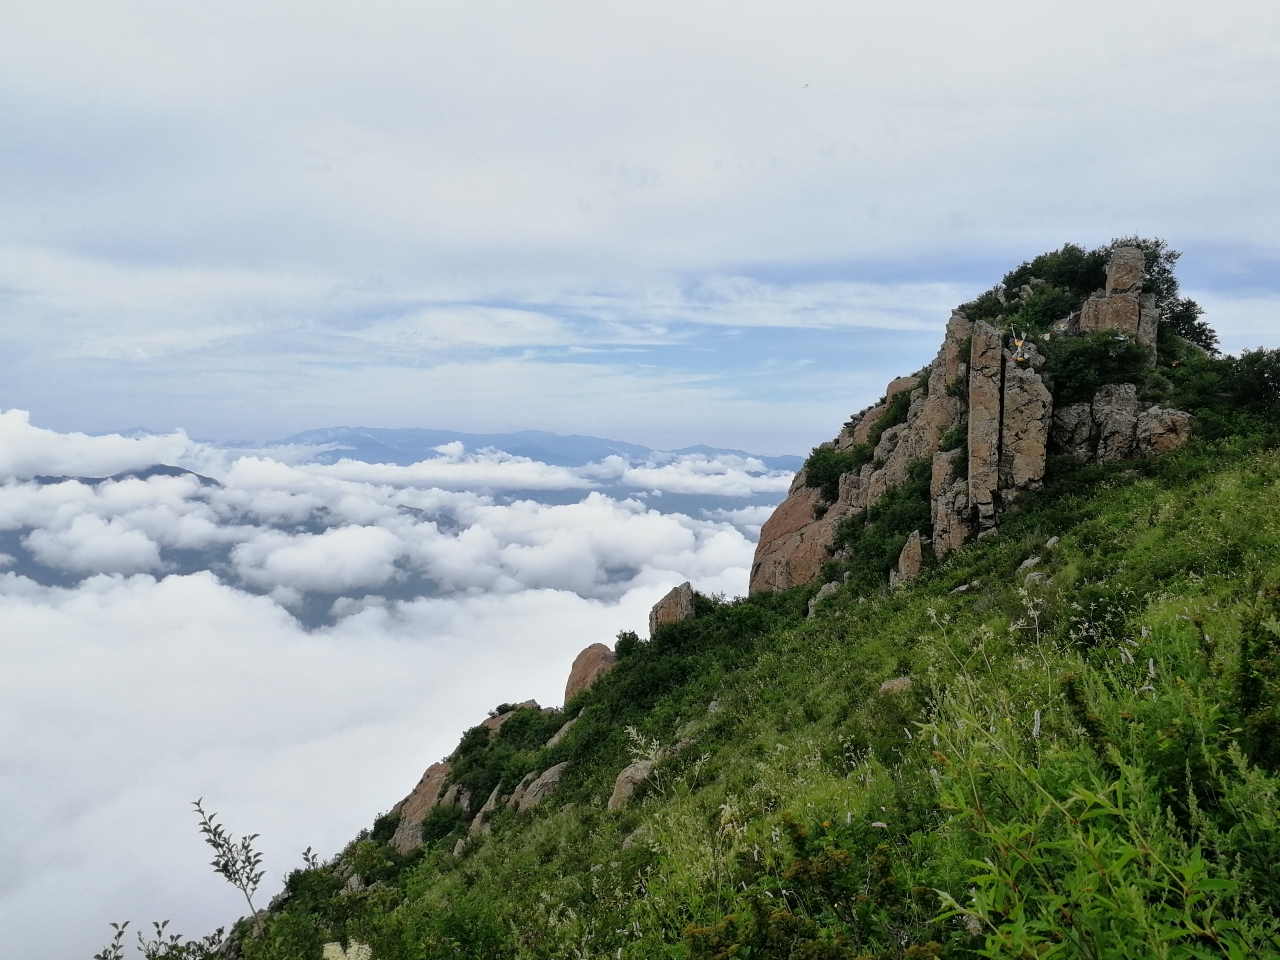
[233,433,1280,959]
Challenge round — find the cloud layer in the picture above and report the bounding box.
[0,412,789,954]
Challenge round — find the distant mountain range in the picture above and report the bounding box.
[275,427,805,471]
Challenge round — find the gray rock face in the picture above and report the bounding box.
[1052,402,1094,459]
[469,782,503,836]
[607,760,655,811]
[1136,406,1194,457]
[889,530,925,587]
[1093,383,1141,462]
[545,715,579,749]
[1106,246,1145,295]
[1079,294,1140,338]
[517,762,569,812]
[999,346,1052,493]
[1138,294,1160,366]
[807,581,840,618]
[930,450,969,559]
[506,771,539,810]
[968,321,1004,536]
[649,582,696,636]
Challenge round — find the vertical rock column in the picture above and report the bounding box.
[967,320,1004,538]
[998,343,1052,506]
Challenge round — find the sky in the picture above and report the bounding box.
[2,0,1280,954]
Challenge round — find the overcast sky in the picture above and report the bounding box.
[3,2,1280,954]
[2,0,1277,454]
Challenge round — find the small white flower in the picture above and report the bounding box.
[1148,658,1156,678]
[1032,709,1041,739]
[872,821,888,829]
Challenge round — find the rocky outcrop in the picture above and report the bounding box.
[968,319,1004,538]
[607,760,655,811]
[468,783,503,836]
[545,714,579,748]
[1050,383,1193,465]
[749,246,1194,595]
[517,762,569,812]
[565,645,616,703]
[390,761,452,854]
[807,581,840,618]
[649,581,696,635]
[1094,383,1142,462]
[1137,406,1195,457]
[889,531,925,587]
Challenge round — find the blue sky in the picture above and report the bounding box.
[3,0,1278,454]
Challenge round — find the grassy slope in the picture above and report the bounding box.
[244,433,1280,959]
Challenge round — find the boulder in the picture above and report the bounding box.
[1106,246,1145,296]
[545,714,579,748]
[890,531,925,587]
[468,782,503,836]
[851,402,888,445]
[607,760,656,811]
[1052,402,1094,460]
[806,581,840,618]
[1136,407,1194,457]
[879,676,913,696]
[749,485,844,593]
[999,345,1052,493]
[517,762,569,812]
[968,321,1004,534]
[564,645,616,703]
[649,582,696,636]
[1079,294,1140,338]
[1093,383,1141,462]
[506,771,539,810]
[389,761,451,854]
[439,783,472,814]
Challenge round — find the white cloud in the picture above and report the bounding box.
[0,415,770,955]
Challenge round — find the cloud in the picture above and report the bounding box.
[0,415,774,954]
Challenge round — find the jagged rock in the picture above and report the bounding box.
[807,581,840,618]
[506,771,539,810]
[968,321,1004,535]
[1079,294,1140,338]
[649,582,696,636]
[999,344,1052,493]
[1136,406,1194,457]
[850,401,888,445]
[440,783,472,814]
[749,485,842,593]
[607,760,655,810]
[1017,556,1041,573]
[1052,402,1095,459]
[452,838,466,857]
[517,762,569,812]
[889,531,925,587]
[1093,383,1141,462]
[1106,246,1145,295]
[930,451,969,559]
[469,783,503,836]
[545,715,579,749]
[390,761,452,854]
[1045,536,1059,550]
[565,644,616,702]
[1138,294,1160,366]
[879,676,913,696]
[928,312,974,396]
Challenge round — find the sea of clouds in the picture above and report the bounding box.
[0,409,793,955]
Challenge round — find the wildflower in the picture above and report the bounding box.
[965,914,983,937]
[872,821,888,829]
[1148,658,1156,677]
[1032,709,1041,739]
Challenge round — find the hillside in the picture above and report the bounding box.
[121,242,1280,959]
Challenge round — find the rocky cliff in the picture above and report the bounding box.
[750,246,1192,594]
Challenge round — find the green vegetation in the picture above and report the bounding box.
[804,443,874,504]
[198,420,1280,959]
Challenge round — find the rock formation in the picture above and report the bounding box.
[564,644,616,703]
[889,531,925,587]
[607,760,655,810]
[390,761,452,854]
[648,581,696,635]
[749,246,1194,594]
[517,762,569,812]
